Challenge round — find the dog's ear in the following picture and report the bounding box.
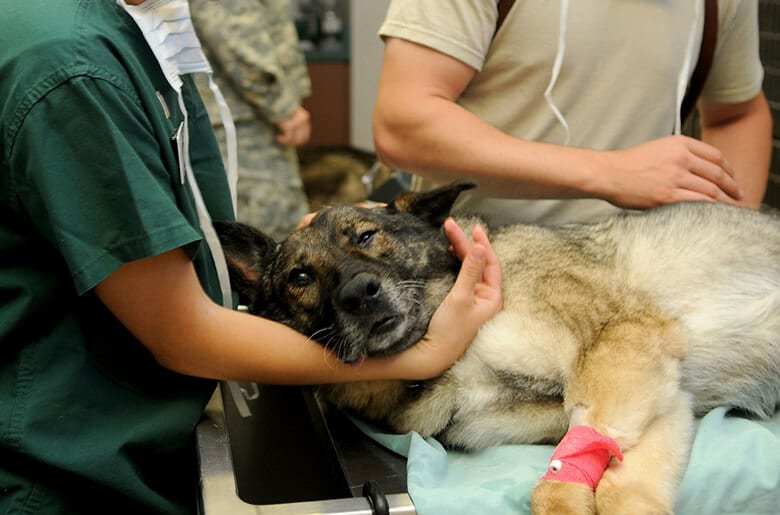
[213,220,276,309]
[387,180,477,226]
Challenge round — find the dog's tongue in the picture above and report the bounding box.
[351,354,366,367]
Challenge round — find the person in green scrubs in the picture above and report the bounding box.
[0,1,502,513]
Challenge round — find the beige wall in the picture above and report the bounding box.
[349,0,389,152]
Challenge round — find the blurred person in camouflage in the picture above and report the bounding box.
[191,0,312,240]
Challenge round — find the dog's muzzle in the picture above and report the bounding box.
[337,271,382,313]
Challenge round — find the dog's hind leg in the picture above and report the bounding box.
[531,312,691,514]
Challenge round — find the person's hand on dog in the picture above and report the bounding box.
[594,135,744,208]
[296,202,387,229]
[441,217,503,330]
[296,211,317,228]
[392,217,502,379]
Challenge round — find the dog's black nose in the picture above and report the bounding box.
[338,272,382,312]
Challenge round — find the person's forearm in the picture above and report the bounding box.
[373,37,598,199]
[373,37,740,209]
[699,92,772,207]
[161,297,457,384]
[96,249,437,384]
[159,240,497,384]
[96,230,500,386]
[374,92,600,200]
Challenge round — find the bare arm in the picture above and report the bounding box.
[373,38,743,208]
[94,220,501,385]
[698,91,772,207]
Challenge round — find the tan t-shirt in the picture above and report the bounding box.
[379,0,764,225]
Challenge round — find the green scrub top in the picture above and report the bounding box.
[0,1,235,513]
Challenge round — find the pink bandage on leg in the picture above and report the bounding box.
[541,425,624,490]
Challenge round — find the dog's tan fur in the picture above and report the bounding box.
[216,181,780,514]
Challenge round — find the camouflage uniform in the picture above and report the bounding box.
[191,0,312,241]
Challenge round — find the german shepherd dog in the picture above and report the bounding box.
[215,181,780,514]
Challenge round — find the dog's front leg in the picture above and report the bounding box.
[531,314,691,514]
[531,478,596,515]
[594,393,693,515]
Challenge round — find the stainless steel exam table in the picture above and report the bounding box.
[196,383,416,514]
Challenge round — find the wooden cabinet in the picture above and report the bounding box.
[302,61,350,147]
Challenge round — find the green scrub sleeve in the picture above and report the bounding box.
[9,75,203,295]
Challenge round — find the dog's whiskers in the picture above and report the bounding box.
[398,279,425,290]
[311,328,346,369]
[310,326,354,363]
[309,325,335,343]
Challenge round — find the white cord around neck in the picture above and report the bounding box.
[674,0,704,135]
[544,0,571,146]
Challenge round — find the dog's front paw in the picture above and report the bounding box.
[530,479,595,515]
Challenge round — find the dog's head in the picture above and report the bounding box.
[215,180,476,364]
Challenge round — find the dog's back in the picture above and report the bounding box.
[484,202,780,419]
[612,203,780,417]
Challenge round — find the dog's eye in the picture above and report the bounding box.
[353,230,376,248]
[287,268,313,287]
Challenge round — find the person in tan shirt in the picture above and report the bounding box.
[374,0,771,226]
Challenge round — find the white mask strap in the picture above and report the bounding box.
[183,137,255,419]
[207,75,238,216]
[174,92,232,316]
[176,94,232,309]
[545,0,571,146]
[675,0,704,135]
[176,93,190,185]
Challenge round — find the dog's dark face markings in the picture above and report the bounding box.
[215,181,476,363]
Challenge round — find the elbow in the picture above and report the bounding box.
[145,334,214,379]
[373,114,408,169]
[373,102,431,171]
[149,346,197,377]
[373,112,425,170]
